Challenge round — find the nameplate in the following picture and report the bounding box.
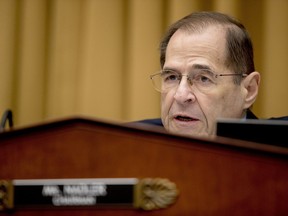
[0,178,179,211]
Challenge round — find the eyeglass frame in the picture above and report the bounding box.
[150,69,248,93]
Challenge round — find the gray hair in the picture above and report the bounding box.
[159,11,255,84]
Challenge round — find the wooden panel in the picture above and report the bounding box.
[1,118,288,215]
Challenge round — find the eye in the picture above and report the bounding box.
[162,71,180,83]
[193,73,214,84]
[188,69,219,88]
[198,74,211,82]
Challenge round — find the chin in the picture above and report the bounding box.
[167,127,211,138]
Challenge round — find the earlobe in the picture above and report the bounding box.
[243,71,260,109]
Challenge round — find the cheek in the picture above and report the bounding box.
[198,90,227,117]
[161,92,173,117]
[161,94,168,114]
[207,86,244,116]
[198,95,218,120]
[221,86,244,105]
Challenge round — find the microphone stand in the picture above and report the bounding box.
[0,109,13,132]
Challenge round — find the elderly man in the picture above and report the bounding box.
[142,11,260,137]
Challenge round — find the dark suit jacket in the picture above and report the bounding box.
[136,109,288,127]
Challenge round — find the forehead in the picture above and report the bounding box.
[165,26,228,70]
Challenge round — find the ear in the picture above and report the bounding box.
[243,71,260,109]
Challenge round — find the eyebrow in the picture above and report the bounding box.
[191,64,214,71]
[163,64,215,74]
[162,67,178,72]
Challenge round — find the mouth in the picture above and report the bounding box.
[174,115,198,122]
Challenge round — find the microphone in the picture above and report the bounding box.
[0,109,14,132]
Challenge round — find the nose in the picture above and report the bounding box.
[173,76,196,103]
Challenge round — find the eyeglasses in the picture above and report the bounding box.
[150,69,247,93]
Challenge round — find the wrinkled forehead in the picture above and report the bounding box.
[178,24,229,50]
[165,26,229,68]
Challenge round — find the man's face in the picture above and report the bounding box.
[161,26,247,137]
